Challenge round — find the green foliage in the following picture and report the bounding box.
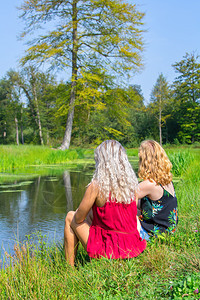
[170,273,200,299]
[0,75,22,145]
[20,0,145,76]
[1,53,200,148]
[71,84,146,147]
[149,73,172,145]
[19,0,146,148]
[172,52,200,143]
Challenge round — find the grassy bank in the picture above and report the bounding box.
[0,145,95,183]
[0,145,95,172]
[0,149,200,299]
[0,144,198,175]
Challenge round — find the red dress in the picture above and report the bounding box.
[87,198,146,259]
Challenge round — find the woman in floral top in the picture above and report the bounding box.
[136,140,178,241]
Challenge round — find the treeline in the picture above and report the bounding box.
[0,52,199,148]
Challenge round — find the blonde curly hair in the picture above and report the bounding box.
[138,140,172,186]
[92,140,138,204]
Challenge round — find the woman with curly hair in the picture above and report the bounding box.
[64,140,146,266]
[136,140,178,241]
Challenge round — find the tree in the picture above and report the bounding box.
[149,74,171,145]
[0,76,22,145]
[19,0,145,149]
[172,53,200,143]
[8,67,57,145]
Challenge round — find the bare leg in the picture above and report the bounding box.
[136,215,141,233]
[64,211,91,266]
[64,211,79,266]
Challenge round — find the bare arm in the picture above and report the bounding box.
[136,180,163,201]
[135,193,142,216]
[136,180,154,200]
[74,182,98,224]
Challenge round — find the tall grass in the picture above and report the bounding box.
[168,151,194,176]
[0,145,94,173]
[0,145,195,175]
[0,149,200,299]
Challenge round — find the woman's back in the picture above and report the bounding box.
[92,198,138,232]
[140,184,178,236]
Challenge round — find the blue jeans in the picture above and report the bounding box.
[140,226,151,241]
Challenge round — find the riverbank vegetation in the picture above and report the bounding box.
[0,148,199,299]
[0,145,95,184]
[0,145,94,173]
[0,144,198,179]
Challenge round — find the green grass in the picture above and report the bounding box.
[0,145,95,183]
[168,151,194,176]
[0,145,94,172]
[0,148,200,299]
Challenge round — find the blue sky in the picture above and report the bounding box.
[1,0,200,103]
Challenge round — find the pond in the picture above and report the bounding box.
[0,168,93,262]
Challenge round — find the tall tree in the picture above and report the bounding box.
[19,0,145,149]
[150,74,171,145]
[172,53,200,143]
[0,76,22,145]
[8,67,57,145]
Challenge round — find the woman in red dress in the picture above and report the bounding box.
[64,140,146,266]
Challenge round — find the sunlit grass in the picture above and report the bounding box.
[0,145,95,183]
[0,145,94,173]
[1,145,198,183]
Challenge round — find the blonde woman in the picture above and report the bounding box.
[136,140,178,241]
[64,140,146,266]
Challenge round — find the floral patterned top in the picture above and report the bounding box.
[139,184,178,237]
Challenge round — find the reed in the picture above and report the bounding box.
[168,151,194,176]
[0,145,94,173]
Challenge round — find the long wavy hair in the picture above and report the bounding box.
[92,140,138,204]
[138,140,172,186]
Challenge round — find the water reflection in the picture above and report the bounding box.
[63,171,73,211]
[0,170,92,260]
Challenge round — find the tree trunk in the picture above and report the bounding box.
[32,82,44,145]
[21,105,24,144]
[59,0,78,150]
[59,82,76,150]
[47,130,49,145]
[15,117,19,145]
[63,171,73,211]
[19,84,38,127]
[3,122,6,141]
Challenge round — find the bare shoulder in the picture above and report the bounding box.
[88,180,99,191]
[137,180,157,199]
[86,180,99,197]
[89,180,107,207]
[139,179,156,190]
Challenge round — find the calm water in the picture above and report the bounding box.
[0,169,93,261]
